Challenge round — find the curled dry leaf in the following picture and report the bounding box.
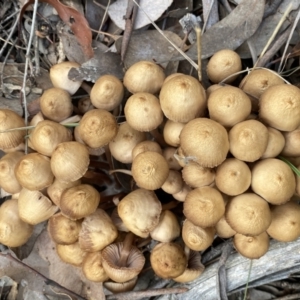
[108,0,173,30]
[20,0,93,61]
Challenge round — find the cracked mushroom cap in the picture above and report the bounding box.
[225,193,272,236]
[183,186,225,228]
[251,158,296,205]
[180,118,229,168]
[234,232,269,259]
[117,189,162,238]
[101,242,145,283]
[267,200,300,242]
[259,84,300,131]
[150,242,187,279]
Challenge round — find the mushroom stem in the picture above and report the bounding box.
[150,128,168,148]
[161,200,179,211]
[89,160,110,170]
[80,82,92,95]
[105,145,122,189]
[60,115,81,124]
[119,232,135,267]
[184,245,190,258]
[109,169,132,176]
[83,170,112,186]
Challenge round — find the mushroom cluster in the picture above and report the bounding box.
[0,52,300,293]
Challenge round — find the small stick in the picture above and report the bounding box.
[106,287,189,300]
[195,25,202,83]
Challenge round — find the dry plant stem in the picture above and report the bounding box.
[0,252,86,300]
[150,129,168,148]
[106,287,189,300]
[21,0,39,154]
[256,26,292,68]
[80,82,92,95]
[132,0,198,71]
[274,294,300,300]
[121,0,140,62]
[195,25,202,82]
[217,242,233,300]
[278,8,300,73]
[119,232,135,267]
[219,0,232,14]
[95,0,111,41]
[34,23,40,75]
[254,2,293,69]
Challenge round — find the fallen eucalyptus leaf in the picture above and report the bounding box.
[168,0,265,61]
[115,30,183,68]
[236,0,300,58]
[108,0,173,30]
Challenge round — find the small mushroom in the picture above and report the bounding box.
[215,215,236,239]
[161,169,183,194]
[104,277,137,293]
[225,193,272,236]
[56,241,87,266]
[101,233,145,283]
[267,200,300,242]
[163,120,185,148]
[132,140,162,160]
[251,158,295,205]
[261,127,285,159]
[183,186,225,228]
[180,118,229,168]
[280,127,300,157]
[233,232,269,259]
[150,242,187,279]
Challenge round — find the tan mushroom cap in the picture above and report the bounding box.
[173,250,205,283]
[159,74,206,123]
[225,193,272,236]
[150,210,181,243]
[117,189,162,238]
[50,141,89,183]
[234,232,269,259]
[132,151,169,190]
[182,219,215,251]
[280,128,300,157]
[60,184,100,220]
[251,158,296,205]
[102,243,145,283]
[123,60,165,94]
[150,242,187,279]
[109,122,146,164]
[208,86,251,127]
[182,161,215,188]
[124,92,164,132]
[90,75,124,111]
[56,241,87,266]
[163,119,185,147]
[239,68,284,100]
[267,200,300,242]
[40,88,73,122]
[207,49,242,83]
[215,158,251,196]
[261,127,285,159]
[82,251,109,282]
[18,188,58,225]
[15,153,54,190]
[29,120,72,157]
[184,186,225,228]
[161,169,183,194]
[0,109,26,150]
[229,119,269,162]
[132,140,162,161]
[50,61,81,95]
[259,84,300,131]
[0,198,33,247]
[48,212,82,245]
[78,208,118,252]
[215,215,236,238]
[163,147,182,170]
[76,109,118,148]
[104,277,137,293]
[180,118,229,168]
[0,151,24,194]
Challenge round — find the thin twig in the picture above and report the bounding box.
[243,259,253,300]
[95,0,111,41]
[195,25,202,82]
[278,7,300,73]
[132,0,198,71]
[106,287,189,300]
[0,253,86,300]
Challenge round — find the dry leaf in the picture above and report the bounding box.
[170,0,265,61]
[20,0,93,61]
[108,0,173,30]
[115,30,183,68]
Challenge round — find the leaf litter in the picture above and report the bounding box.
[1,0,300,299]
